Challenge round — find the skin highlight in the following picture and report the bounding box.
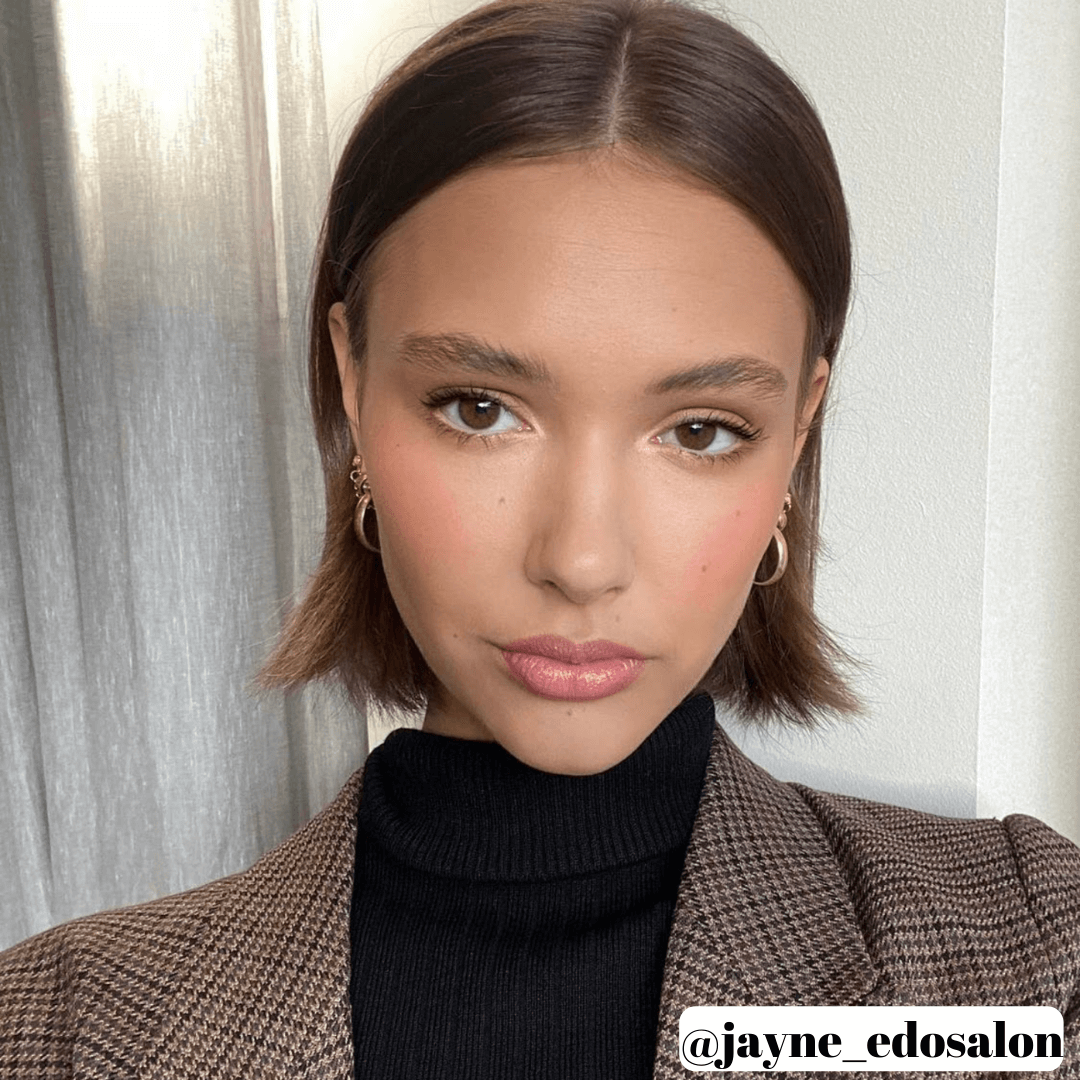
[330,149,828,775]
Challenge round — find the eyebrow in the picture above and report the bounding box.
[396,332,553,385]
[394,331,788,399]
[646,357,788,399]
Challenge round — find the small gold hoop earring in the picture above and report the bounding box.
[350,455,381,554]
[755,492,792,587]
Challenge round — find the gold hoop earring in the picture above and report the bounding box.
[350,455,381,554]
[755,492,791,587]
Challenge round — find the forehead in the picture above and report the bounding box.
[365,151,809,384]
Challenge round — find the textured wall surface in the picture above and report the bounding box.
[976,0,1080,836]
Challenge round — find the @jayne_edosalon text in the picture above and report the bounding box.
[679,1006,1064,1072]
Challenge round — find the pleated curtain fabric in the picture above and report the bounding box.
[0,0,366,950]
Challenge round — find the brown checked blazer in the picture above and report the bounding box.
[2,722,1079,1079]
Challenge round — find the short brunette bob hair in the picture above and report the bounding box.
[262,0,859,725]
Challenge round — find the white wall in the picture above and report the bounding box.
[320,0,482,166]
[715,0,1080,842]
[976,0,1080,834]
[316,0,1080,840]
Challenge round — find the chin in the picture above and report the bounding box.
[486,685,677,776]
[506,739,641,777]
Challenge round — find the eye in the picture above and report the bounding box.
[656,419,742,457]
[435,393,525,436]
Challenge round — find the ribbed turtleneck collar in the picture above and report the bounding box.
[356,692,716,883]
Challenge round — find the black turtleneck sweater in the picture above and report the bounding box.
[348,692,716,1079]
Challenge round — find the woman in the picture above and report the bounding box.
[2,0,1078,1077]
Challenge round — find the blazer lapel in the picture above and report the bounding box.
[137,768,365,1080]
[652,722,880,1078]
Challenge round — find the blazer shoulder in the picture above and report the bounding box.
[791,781,1018,861]
[790,782,1080,1005]
[792,779,1080,891]
[0,876,229,1079]
[0,764,364,1079]
[1000,811,1080,1004]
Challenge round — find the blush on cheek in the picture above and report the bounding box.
[679,506,768,616]
[369,439,471,572]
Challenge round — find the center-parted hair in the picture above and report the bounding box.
[261,0,860,725]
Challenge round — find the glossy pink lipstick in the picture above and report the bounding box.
[500,635,646,701]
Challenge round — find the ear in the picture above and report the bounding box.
[792,356,830,465]
[329,302,362,453]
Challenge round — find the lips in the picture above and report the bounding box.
[503,635,646,664]
[500,635,646,701]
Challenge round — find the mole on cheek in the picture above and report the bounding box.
[681,513,752,611]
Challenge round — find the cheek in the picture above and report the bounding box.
[365,426,471,615]
[676,494,775,616]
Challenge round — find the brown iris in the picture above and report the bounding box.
[674,421,720,451]
[458,397,501,430]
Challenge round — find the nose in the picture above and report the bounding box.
[523,435,635,605]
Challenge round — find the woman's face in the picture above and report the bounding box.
[331,150,827,774]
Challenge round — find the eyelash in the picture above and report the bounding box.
[422,387,524,449]
[421,387,762,463]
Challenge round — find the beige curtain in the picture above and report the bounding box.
[0,0,365,950]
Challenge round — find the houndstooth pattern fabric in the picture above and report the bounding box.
[651,731,1080,1079]
[0,771,361,1079]
[2,724,1079,1079]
